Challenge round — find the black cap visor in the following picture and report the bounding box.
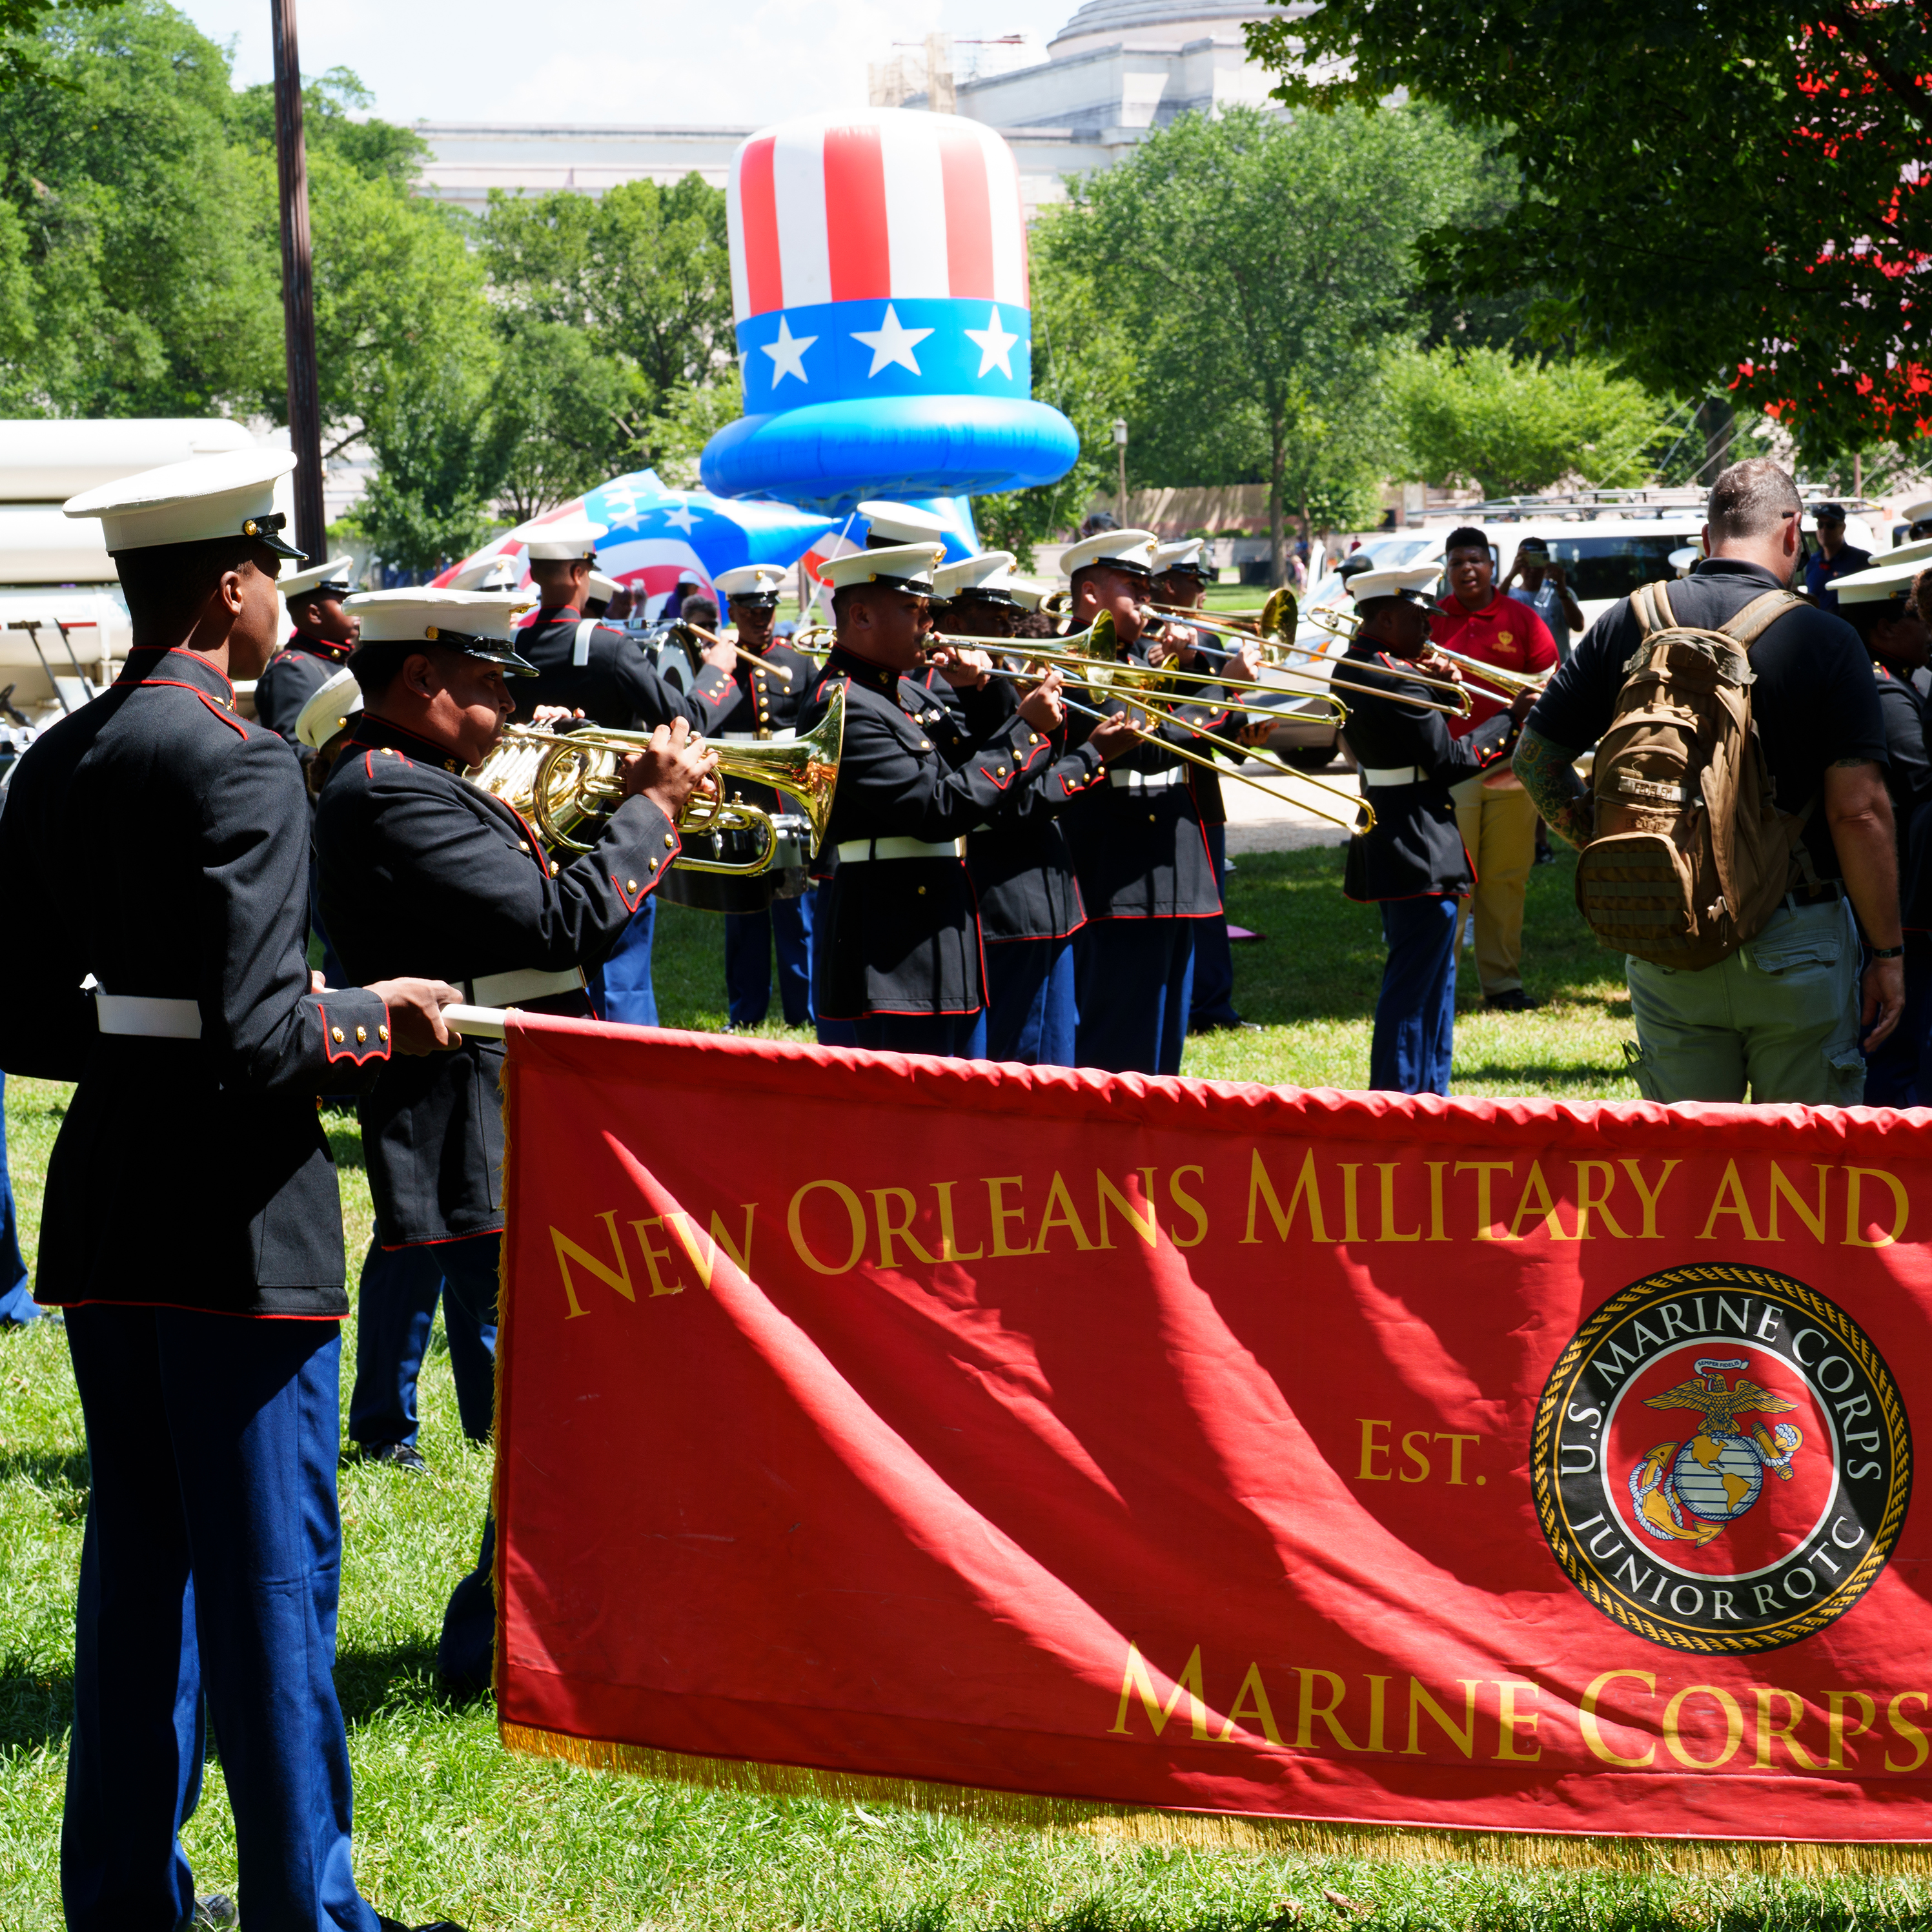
[243,511,307,564]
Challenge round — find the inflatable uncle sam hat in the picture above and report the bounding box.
[700,109,1079,516]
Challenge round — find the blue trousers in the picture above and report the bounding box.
[1371,895,1460,1096]
[984,935,1078,1066]
[347,1233,498,1449]
[589,896,658,1026]
[63,1306,377,1932]
[811,879,859,1047]
[0,1070,41,1325]
[1073,918,1197,1075]
[1190,822,1241,1028]
[724,891,813,1026]
[853,1010,988,1059]
[423,1233,502,1695]
[1862,933,1932,1108]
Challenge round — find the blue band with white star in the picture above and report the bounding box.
[737,298,1032,415]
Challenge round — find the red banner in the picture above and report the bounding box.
[494,1017,1932,1846]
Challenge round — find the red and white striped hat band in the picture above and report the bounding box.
[728,110,1029,323]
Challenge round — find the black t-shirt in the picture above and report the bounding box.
[1528,558,1888,883]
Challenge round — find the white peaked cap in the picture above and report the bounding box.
[294,667,363,751]
[586,570,622,605]
[1350,564,1441,606]
[715,563,789,599]
[280,554,357,600]
[820,543,942,593]
[1902,499,1932,525]
[1668,545,1700,575]
[934,551,1020,601]
[1152,538,1206,573]
[1061,527,1160,578]
[345,588,529,646]
[507,509,607,560]
[448,553,524,593]
[64,447,301,557]
[859,500,953,546]
[1834,553,1932,605]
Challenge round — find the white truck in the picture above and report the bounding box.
[0,418,283,791]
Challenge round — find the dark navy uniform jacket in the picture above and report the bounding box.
[0,647,392,1314]
[511,604,734,733]
[255,633,352,773]
[1339,645,1489,903]
[315,713,681,1245]
[1059,638,1230,919]
[798,646,1107,1019]
[919,666,1088,946]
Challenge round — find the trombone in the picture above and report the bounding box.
[1303,605,1549,704]
[1147,585,1299,640]
[470,691,844,873]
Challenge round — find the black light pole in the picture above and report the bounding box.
[270,0,325,560]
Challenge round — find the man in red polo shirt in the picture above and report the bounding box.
[1434,526,1558,1012]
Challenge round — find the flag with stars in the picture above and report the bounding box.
[702,109,1077,514]
[433,471,834,617]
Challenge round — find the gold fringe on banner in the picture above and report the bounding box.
[498,1722,1932,1874]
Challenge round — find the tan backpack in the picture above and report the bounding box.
[1574,580,1812,971]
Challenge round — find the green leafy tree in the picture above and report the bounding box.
[478,176,735,497]
[0,0,280,416]
[1247,0,1932,465]
[1052,105,1488,584]
[1388,345,1678,498]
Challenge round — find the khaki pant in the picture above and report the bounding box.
[1450,774,1540,997]
[1623,899,1866,1106]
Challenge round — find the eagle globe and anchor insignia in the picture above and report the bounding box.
[1532,1265,1911,1652]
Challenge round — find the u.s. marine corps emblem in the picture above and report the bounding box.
[1532,1265,1911,1652]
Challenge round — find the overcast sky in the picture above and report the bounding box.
[175,0,1080,126]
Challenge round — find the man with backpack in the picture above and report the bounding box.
[1512,458,1903,1106]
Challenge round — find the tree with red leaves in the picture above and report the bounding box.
[1247,0,1929,465]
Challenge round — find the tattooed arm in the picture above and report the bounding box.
[1512,726,1594,849]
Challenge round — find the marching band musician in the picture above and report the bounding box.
[0,450,467,1932]
[933,549,1089,1064]
[509,511,736,1027]
[314,587,717,1696]
[798,544,1137,1056]
[1149,538,1253,1035]
[713,562,820,1030]
[1339,565,1534,1096]
[1055,529,1259,1076]
[252,551,360,770]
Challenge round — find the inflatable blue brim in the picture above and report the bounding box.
[700,396,1079,517]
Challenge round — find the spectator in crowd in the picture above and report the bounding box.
[1513,457,1902,1106]
[1805,502,1871,609]
[1503,539,1585,660]
[1838,577,1932,1104]
[1433,527,1558,1013]
[1077,511,1121,541]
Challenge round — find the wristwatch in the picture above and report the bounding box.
[1870,945,1905,959]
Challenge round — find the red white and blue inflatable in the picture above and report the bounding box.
[700,108,1079,514]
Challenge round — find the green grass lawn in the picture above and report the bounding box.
[3,852,1872,1929]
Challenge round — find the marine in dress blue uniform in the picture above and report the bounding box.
[0,449,469,1932]
[503,510,737,1026]
[1338,565,1529,1096]
[797,544,1133,1057]
[315,587,717,1696]
[1150,538,1254,1035]
[1055,529,1247,1076]
[931,549,1089,1064]
[711,562,818,1028]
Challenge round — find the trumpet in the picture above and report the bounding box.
[470,692,844,875]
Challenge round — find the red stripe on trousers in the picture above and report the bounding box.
[740,135,782,315]
[823,121,891,301]
[937,121,993,298]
